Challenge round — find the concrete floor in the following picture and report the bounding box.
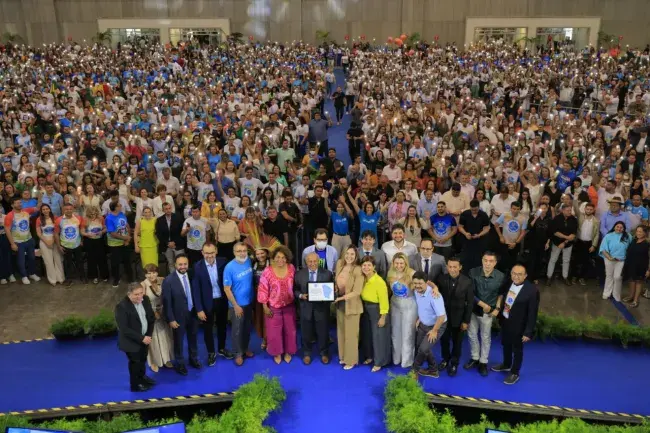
[0,279,646,342]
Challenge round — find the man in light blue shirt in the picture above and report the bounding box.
[223,242,254,365]
[600,196,632,236]
[412,271,447,378]
[625,194,649,229]
[417,189,438,219]
[42,183,64,217]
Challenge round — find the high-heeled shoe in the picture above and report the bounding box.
[274,355,282,364]
[284,354,292,363]
[150,364,159,373]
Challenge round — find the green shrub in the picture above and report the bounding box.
[583,316,614,339]
[49,315,87,339]
[384,375,650,433]
[548,315,584,339]
[87,309,117,336]
[1,376,284,433]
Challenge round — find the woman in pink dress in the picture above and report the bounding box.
[257,245,298,364]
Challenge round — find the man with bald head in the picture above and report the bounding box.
[293,252,334,364]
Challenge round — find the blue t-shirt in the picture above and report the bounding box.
[316,248,327,269]
[223,259,254,307]
[331,212,349,235]
[105,212,128,246]
[627,204,649,222]
[429,213,457,247]
[359,210,380,237]
[556,169,576,191]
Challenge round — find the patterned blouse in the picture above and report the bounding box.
[257,264,296,309]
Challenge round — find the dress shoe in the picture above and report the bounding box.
[463,359,479,370]
[218,349,234,360]
[208,353,217,367]
[190,358,202,369]
[175,365,188,376]
[131,383,152,392]
[142,376,156,385]
[234,356,244,366]
[303,355,312,365]
[321,355,330,364]
[448,364,458,377]
[438,360,448,371]
[479,363,488,377]
[490,363,511,372]
[504,373,520,385]
[245,351,255,358]
[563,278,573,286]
[418,368,439,378]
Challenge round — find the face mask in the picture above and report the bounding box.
[315,241,327,250]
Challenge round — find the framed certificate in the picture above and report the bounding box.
[308,282,335,301]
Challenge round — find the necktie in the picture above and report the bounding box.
[182,274,193,311]
[424,259,430,275]
[310,271,316,282]
[365,251,370,256]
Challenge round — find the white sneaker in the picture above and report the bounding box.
[29,274,41,282]
[22,277,30,284]
[9,275,16,283]
[0,279,7,285]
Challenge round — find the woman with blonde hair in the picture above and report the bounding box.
[142,263,174,372]
[134,206,159,269]
[387,253,417,368]
[334,245,364,370]
[82,205,109,283]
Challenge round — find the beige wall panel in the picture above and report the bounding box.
[1,0,24,23]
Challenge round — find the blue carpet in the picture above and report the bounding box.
[0,332,648,433]
[611,299,640,326]
[323,69,352,167]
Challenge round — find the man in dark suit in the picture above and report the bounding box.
[358,230,388,278]
[156,202,186,275]
[162,254,200,375]
[294,252,334,364]
[409,238,447,284]
[192,242,234,367]
[491,263,540,385]
[115,283,156,392]
[434,256,473,377]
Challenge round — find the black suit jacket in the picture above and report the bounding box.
[435,273,473,328]
[155,213,186,253]
[293,267,334,317]
[162,272,195,325]
[192,257,227,314]
[499,280,540,343]
[115,296,155,353]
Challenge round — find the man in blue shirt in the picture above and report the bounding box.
[42,183,64,217]
[223,242,254,366]
[556,162,576,192]
[412,271,447,378]
[625,194,649,228]
[428,201,457,259]
[600,195,632,237]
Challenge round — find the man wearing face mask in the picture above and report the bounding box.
[301,229,338,271]
[223,242,255,366]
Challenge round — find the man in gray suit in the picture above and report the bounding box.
[409,238,447,284]
[358,230,388,278]
[294,252,334,364]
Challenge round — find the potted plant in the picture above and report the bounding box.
[49,315,87,341]
[583,316,613,341]
[87,309,117,338]
[550,315,583,340]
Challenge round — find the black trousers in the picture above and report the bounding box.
[300,303,330,356]
[172,309,199,366]
[502,336,524,375]
[216,241,236,262]
[63,246,85,280]
[85,237,108,280]
[346,94,355,111]
[335,105,344,122]
[440,325,464,365]
[125,344,148,387]
[203,297,229,355]
[109,245,133,285]
[186,248,203,268]
[573,239,594,279]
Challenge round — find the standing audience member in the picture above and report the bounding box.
[142,264,174,372]
[546,204,578,285]
[5,196,41,284]
[106,201,133,288]
[623,226,650,308]
[360,255,391,372]
[156,202,186,274]
[55,203,85,285]
[387,253,417,368]
[599,221,632,302]
[334,245,365,370]
[412,271,447,378]
[36,203,64,286]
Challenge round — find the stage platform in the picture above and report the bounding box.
[0,333,648,432]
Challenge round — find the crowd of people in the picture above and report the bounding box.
[1,35,649,392]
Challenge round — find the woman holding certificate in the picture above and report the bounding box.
[359,255,391,372]
[334,245,364,370]
[257,246,298,364]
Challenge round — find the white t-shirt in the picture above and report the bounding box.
[239,177,263,199]
[184,217,209,251]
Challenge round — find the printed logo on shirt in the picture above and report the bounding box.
[64,226,77,240]
[434,221,449,235]
[191,228,201,238]
[18,220,29,231]
[507,220,520,233]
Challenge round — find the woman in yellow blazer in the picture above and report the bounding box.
[200,191,223,219]
[334,245,364,370]
[359,255,391,372]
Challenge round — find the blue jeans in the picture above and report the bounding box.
[16,238,36,278]
[0,234,12,279]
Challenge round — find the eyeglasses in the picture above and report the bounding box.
[420,247,433,251]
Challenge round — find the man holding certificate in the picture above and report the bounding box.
[294,252,334,365]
